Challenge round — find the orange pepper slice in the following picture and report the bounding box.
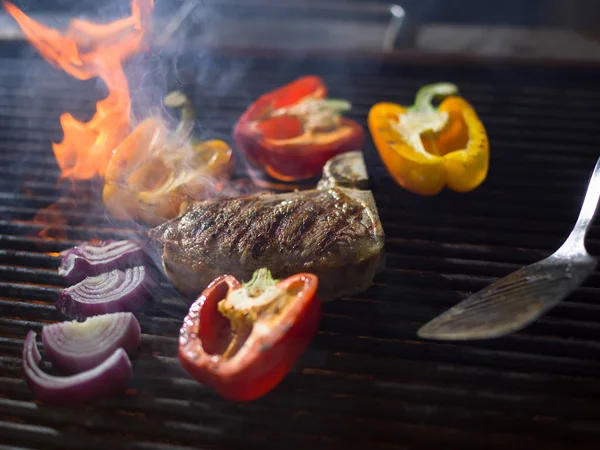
[103,94,234,225]
[368,83,489,196]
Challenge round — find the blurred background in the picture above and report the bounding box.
[1,0,600,62]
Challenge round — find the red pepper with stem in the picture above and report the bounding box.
[178,268,321,401]
[233,75,365,182]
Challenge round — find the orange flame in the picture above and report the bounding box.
[4,0,154,180]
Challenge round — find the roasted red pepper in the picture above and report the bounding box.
[233,75,365,181]
[178,268,321,401]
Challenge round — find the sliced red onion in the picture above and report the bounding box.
[41,312,141,374]
[56,266,152,320]
[59,240,145,284]
[22,331,132,406]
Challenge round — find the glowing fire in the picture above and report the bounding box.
[7,0,234,238]
[4,0,154,181]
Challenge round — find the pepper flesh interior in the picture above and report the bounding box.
[216,270,301,359]
[272,98,351,134]
[392,83,461,158]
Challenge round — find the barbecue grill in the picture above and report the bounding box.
[3,18,600,449]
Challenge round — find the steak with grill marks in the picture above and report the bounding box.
[150,152,385,301]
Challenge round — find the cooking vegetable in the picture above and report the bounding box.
[233,75,365,182]
[316,150,369,190]
[57,266,151,320]
[368,82,489,195]
[59,239,145,284]
[42,312,141,374]
[179,268,321,401]
[22,331,132,405]
[103,91,234,226]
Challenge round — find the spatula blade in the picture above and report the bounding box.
[417,259,596,341]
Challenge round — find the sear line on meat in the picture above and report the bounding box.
[150,152,385,301]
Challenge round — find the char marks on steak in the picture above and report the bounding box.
[151,187,384,301]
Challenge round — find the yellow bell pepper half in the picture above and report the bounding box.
[103,91,234,226]
[368,83,489,196]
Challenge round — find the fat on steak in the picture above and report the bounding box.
[150,152,385,301]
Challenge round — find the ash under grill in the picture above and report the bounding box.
[2,47,600,449]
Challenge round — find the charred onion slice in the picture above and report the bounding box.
[42,312,141,374]
[22,331,132,406]
[57,266,151,320]
[59,240,145,284]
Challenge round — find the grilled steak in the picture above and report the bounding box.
[150,152,384,301]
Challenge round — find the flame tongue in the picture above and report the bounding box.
[4,0,154,180]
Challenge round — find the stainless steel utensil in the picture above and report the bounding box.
[418,157,600,341]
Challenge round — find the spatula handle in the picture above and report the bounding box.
[566,157,600,250]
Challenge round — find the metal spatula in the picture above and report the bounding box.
[418,157,600,341]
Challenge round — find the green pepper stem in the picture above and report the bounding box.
[243,268,279,297]
[163,90,196,134]
[411,82,458,113]
[322,98,352,114]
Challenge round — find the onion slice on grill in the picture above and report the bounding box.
[59,240,145,284]
[42,312,141,374]
[22,331,132,406]
[57,266,152,320]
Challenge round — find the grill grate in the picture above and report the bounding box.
[1,48,600,449]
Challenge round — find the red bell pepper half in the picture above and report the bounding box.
[233,75,365,182]
[178,268,321,401]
